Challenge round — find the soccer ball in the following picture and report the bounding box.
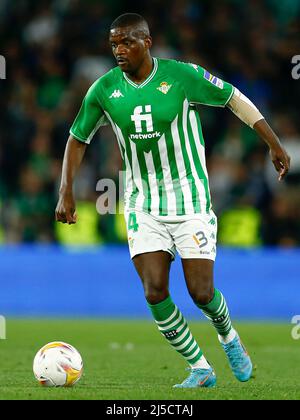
[33,341,83,387]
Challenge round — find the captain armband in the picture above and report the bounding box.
[227,87,264,128]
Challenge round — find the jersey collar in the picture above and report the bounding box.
[123,57,158,89]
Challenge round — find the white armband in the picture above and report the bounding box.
[227,87,264,128]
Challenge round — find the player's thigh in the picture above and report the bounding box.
[168,212,217,302]
[124,211,174,301]
[181,258,214,303]
[124,210,175,261]
[133,251,172,293]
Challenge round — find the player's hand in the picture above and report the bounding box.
[55,192,77,224]
[269,146,290,181]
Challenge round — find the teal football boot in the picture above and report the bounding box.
[173,366,216,388]
[221,335,253,382]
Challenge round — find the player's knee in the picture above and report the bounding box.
[193,291,214,306]
[188,283,214,306]
[144,285,169,305]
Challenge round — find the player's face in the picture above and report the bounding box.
[109,27,151,73]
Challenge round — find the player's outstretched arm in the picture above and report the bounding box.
[253,119,290,181]
[227,89,290,181]
[55,135,87,224]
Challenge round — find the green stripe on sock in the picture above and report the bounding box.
[148,296,203,364]
[196,289,233,337]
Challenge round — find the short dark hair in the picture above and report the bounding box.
[110,13,150,36]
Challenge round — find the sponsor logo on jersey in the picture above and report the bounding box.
[157,81,172,95]
[109,89,124,98]
[129,105,162,140]
[131,105,153,132]
[203,70,224,89]
[129,131,161,140]
[130,105,161,141]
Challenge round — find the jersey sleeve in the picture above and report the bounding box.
[70,81,109,144]
[178,62,234,107]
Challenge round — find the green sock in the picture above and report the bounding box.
[196,289,233,337]
[148,296,203,365]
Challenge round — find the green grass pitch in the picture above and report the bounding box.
[0,319,299,400]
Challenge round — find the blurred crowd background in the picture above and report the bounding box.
[0,0,300,247]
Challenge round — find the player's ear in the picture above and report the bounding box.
[144,36,152,50]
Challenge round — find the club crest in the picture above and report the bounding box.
[157,82,172,95]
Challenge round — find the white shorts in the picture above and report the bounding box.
[124,210,218,261]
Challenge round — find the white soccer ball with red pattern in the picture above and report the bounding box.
[33,341,83,387]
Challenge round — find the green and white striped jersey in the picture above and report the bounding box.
[70,58,234,217]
